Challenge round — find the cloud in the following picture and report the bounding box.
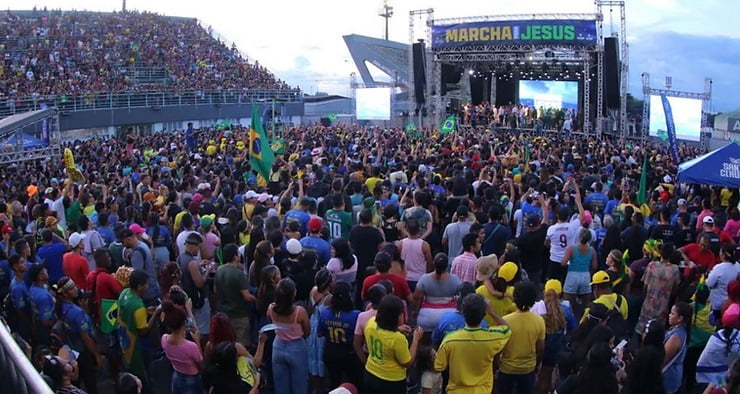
[294,55,311,69]
[627,31,740,112]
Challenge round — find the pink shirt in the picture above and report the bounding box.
[161,335,202,375]
[724,219,740,239]
[400,237,427,282]
[268,306,305,341]
[354,309,378,336]
[203,232,220,258]
[450,252,478,284]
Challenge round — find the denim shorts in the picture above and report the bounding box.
[563,271,591,295]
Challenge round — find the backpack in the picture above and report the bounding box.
[604,294,628,340]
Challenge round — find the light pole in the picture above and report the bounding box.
[378,0,394,40]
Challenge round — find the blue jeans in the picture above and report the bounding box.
[496,371,535,394]
[272,337,308,394]
[171,371,201,394]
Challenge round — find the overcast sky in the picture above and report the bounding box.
[1,0,739,111]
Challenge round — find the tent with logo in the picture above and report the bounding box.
[677,141,740,187]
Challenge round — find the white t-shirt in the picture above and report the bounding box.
[513,209,523,238]
[421,370,443,394]
[326,255,358,284]
[546,220,580,262]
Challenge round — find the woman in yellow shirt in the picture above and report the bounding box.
[476,262,519,325]
[364,295,423,394]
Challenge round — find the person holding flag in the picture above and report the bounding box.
[440,115,457,134]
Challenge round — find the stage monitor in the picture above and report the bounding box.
[356,87,391,120]
[518,80,579,110]
[649,95,702,142]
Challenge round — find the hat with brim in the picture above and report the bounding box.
[590,270,611,286]
[476,254,499,282]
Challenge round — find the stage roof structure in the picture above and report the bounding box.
[343,34,410,90]
[0,108,61,164]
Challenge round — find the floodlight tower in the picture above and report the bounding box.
[378,0,394,41]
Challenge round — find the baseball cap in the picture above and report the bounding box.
[26,185,38,198]
[497,262,519,282]
[44,187,54,195]
[45,216,59,228]
[722,303,740,330]
[197,182,211,191]
[245,190,259,200]
[1,224,13,234]
[329,383,358,394]
[545,279,563,295]
[525,214,541,228]
[582,210,593,226]
[476,254,499,282]
[129,224,149,240]
[308,217,323,233]
[258,193,273,203]
[69,232,86,248]
[677,198,687,206]
[663,175,672,183]
[192,193,204,203]
[702,216,714,224]
[286,238,302,255]
[590,270,611,286]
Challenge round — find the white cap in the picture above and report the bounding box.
[245,190,259,200]
[677,198,687,206]
[663,175,672,183]
[286,238,302,255]
[258,193,273,203]
[197,182,211,191]
[69,232,86,248]
[703,216,714,224]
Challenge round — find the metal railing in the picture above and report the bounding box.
[0,322,53,394]
[0,89,303,118]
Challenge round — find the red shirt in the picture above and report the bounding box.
[86,268,123,320]
[63,252,90,290]
[361,273,411,300]
[681,243,717,270]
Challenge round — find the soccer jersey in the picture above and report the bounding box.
[546,220,580,262]
[117,288,148,378]
[325,209,353,240]
[500,311,546,374]
[434,326,511,393]
[364,317,411,382]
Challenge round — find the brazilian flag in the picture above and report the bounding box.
[440,115,457,134]
[249,106,275,182]
[271,139,286,154]
[100,299,119,334]
[327,113,338,122]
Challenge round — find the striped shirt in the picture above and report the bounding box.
[450,252,478,284]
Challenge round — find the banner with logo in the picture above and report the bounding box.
[431,20,598,49]
[660,95,680,165]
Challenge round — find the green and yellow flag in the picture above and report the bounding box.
[249,106,275,182]
[271,139,286,155]
[100,299,119,334]
[440,115,457,134]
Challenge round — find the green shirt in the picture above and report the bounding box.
[117,288,148,378]
[215,264,250,318]
[66,201,82,233]
[325,209,353,240]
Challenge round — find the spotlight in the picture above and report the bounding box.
[468,69,475,75]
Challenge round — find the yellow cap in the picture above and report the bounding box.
[590,270,611,286]
[544,279,562,295]
[497,262,519,283]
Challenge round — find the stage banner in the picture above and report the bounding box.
[660,94,680,165]
[431,20,597,49]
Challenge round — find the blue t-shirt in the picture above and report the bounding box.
[432,311,488,347]
[37,242,67,284]
[604,199,619,217]
[98,226,116,246]
[61,301,94,353]
[481,221,512,257]
[317,307,360,350]
[300,236,332,267]
[29,284,55,323]
[10,277,29,310]
[584,192,609,214]
[521,201,543,219]
[283,209,310,236]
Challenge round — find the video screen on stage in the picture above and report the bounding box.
[518,80,579,110]
[649,95,702,142]
[356,87,391,120]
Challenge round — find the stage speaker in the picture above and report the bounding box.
[441,64,462,96]
[412,42,426,104]
[604,37,620,109]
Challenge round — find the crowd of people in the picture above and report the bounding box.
[0,9,293,107]
[0,120,738,394]
[460,103,579,132]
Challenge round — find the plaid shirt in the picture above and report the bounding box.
[450,252,478,284]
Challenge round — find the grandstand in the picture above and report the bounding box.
[0,9,304,135]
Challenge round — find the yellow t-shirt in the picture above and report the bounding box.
[83,204,96,218]
[499,311,546,374]
[434,326,511,394]
[365,177,383,194]
[582,293,629,323]
[364,317,410,382]
[721,188,732,207]
[476,285,516,326]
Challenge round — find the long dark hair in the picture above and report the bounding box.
[330,281,354,313]
[375,295,403,331]
[148,211,161,244]
[331,238,354,271]
[273,278,297,316]
[624,345,665,394]
[574,342,618,394]
[257,265,280,312]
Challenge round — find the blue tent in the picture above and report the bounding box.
[2,132,48,150]
[677,141,740,187]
